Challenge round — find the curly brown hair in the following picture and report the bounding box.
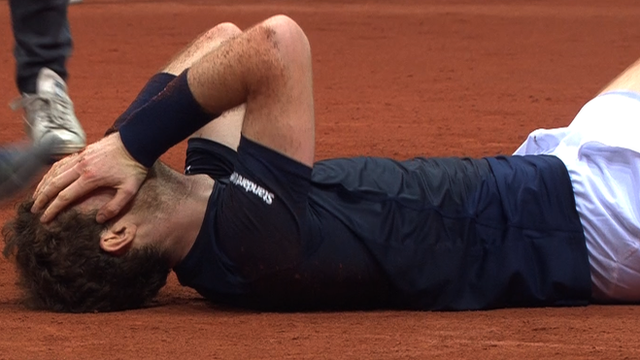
[2,200,171,312]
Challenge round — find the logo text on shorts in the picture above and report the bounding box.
[229,172,275,205]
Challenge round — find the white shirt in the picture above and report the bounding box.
[514,91,640,302]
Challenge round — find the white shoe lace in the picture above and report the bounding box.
[10,94,77,131]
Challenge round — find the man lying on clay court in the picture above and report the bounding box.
[3,15,640,312]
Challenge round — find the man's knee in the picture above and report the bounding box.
[161,22,242,75]
[203,22,242,43]
[261,15,311,67]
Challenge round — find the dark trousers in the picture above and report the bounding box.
[9,0,72,94]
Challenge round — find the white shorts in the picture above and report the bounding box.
[515,91,640,302]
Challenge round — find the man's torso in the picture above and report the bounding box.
[174,138,592,311]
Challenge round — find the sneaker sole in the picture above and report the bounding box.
[50,143,86,157]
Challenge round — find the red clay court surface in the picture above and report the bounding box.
[1,0,640,359]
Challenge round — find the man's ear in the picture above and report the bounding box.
[99,223,137,256]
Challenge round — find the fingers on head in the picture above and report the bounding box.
[97,187,136,223]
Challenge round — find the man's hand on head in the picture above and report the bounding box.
[31,133,149,224]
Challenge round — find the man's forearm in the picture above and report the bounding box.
[105,72,177,137]
[119,69,218,168]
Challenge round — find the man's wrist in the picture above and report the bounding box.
[118,70,219,168]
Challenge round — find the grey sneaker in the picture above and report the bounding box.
[11,68,86,156]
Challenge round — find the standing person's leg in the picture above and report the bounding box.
[9,0,71,94]
[0,0,75,201]
[8,0,85,156]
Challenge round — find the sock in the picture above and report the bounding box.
[105,72,177,136]
[119,69,219,168]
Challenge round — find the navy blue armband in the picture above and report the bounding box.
[105,72,177,136]
[119,70,219,168]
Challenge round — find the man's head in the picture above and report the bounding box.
[2,168,173,313]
